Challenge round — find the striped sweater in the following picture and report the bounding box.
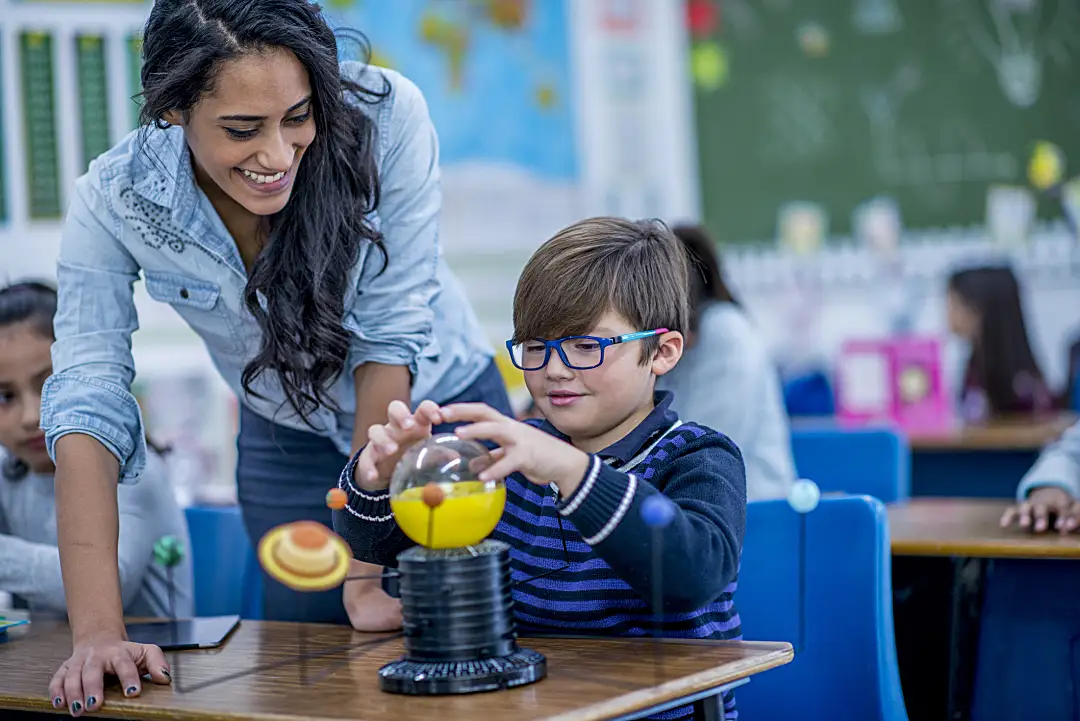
[334,393,747,720]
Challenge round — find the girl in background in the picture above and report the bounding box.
[946,265,1053,422]
[0,282,193,623]
[658,225,796,501]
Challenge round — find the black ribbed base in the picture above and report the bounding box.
[378,647,546,695]
[378,540,546,695]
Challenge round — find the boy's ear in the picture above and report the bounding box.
[651,331,684,377]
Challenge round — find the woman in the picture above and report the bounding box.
[657,225,796,501]
[0,282,193,626]
[946,265,1052,422]
[42,0,509,713]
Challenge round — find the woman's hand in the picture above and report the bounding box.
[443,403,590,495]
[48,633,171,716]
[353,400,443,491]
[1000,486,1080,533]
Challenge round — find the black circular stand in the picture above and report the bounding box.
[378,540,546,695]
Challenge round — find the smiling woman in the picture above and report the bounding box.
[39,0,511,715]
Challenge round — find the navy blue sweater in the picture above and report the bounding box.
[334,392,747,719]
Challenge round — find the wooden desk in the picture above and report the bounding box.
[906,414,1075,452]
[0,620,792,721]
[889,497,1080,559]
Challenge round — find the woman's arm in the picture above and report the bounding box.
[343,69,442,395]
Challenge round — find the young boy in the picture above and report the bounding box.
[333,217,747,719]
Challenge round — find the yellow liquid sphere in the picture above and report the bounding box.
[391,481,506,548]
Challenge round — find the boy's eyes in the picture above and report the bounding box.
[524,342,546,353]
[572,341,601,353]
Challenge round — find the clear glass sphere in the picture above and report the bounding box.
[389,434,506,548]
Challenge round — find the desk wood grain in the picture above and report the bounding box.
[889,498,1080,559]
[906,414,1075,452]
[0,620,792,721]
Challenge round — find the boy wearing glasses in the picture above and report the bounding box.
[334,217,747,720]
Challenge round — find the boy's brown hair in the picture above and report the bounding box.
[512,217,690,363]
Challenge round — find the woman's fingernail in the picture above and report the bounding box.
[71,700,82,713]
[162,668,171,679]
[126,686,139,696]
[53,697,63,708]
[86,696,96,708]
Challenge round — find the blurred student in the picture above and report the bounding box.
[657,225,796,501]
[1001,418,1080,533]
[0,282,193,622]
[946,265,1052,422]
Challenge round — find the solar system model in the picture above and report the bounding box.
[259,434,545,696]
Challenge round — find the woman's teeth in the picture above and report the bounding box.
[241,169,285,184]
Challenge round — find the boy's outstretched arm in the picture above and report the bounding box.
[557,431,747,613]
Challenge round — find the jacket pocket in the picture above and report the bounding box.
[143,270,239,354]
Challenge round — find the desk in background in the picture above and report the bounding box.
[889,498,1080,721]
[0,619,792,721]
[906,413,1075,498]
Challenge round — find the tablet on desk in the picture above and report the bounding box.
[125,615,240,651]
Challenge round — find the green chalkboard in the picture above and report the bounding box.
[76,35,111,170]
[691,0,1080,243]
[128,33,144,129]
[20,30,61,220]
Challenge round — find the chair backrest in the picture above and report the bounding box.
[735,495,908,721]
[790,427,910,503]
[183,505,263,619]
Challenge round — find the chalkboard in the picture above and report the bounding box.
[690,0,1080,243]
[76,34,111,171]
[20,31,61,219]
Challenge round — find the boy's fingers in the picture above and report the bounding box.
[455,421,513,446]
[999,506,1018,528]
[1064,502,1080,533]
[441,403,501,423]
[368,426,398,456]
[477,455,520,483]
[1032,504,1050,532]
[387,401,416,430]
[415,400,444,426]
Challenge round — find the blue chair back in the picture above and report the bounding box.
[790,427,910,503]
[183,505,263,619]
[782,371,836,417]
[736,495,908,721]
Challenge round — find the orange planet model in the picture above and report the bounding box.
[257,520,351,592]
[325,487,348,510]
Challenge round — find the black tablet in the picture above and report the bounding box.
[125,615,240,651]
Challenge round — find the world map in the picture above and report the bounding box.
[326,0,578,182]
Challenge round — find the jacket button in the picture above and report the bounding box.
[179,288,190,299]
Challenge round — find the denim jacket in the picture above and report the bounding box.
[40,63,493,483]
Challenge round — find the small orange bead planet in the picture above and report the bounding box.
[325,487,347,510]
[421,482,446,508]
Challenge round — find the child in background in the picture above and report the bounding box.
[946,265,1053,422]
[0,282,193,623]
[659,224,796,501]
[335,217,747,720]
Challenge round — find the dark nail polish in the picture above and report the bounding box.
[71,700,82,713]
[53,697,63,708]
[127,686,138,696]
[162,668,171,679]
[86,696,96,708]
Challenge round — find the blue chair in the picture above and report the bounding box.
[791,427,911,503]
[183,505,264,619]
[782,370,836,417]
[736,495,908,721]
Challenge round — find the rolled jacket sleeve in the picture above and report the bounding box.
[40,170,148,483]
[346,70,442,379]
[1016,419,1080,501]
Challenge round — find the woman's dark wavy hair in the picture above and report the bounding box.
[948,265,1048,415]
[138,0,388,424]
[0,282,169,481]
[671,225,739,336]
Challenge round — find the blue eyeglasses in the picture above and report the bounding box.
[506,329,669,371]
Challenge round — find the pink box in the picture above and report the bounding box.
[835,336,953,432]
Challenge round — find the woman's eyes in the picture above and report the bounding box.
[224,113,310,140]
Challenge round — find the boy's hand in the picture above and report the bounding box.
[442,403,591,495]
[1000,486,1080,533]
[353,400,443,491]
